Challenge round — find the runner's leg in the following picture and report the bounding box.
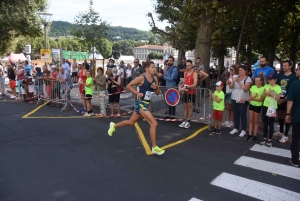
[114,112,141,128]
[139,109,158,147]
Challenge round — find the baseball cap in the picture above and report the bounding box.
[267,74,277,80]
[215,81,224,87]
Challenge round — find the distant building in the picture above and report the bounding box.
[133,45,164,60]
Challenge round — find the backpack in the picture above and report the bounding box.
[171,66,180,85]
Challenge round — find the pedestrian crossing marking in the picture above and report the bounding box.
[234,156,300,180]
[188,198,203,201]
[250,144,300,158]
[211,172,300,201]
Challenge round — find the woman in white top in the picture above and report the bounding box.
[225,65,239,127]
[125,64,132,87]
[229,65,252,137]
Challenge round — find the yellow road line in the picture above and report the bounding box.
[134,122,152,155]
[22,101,49,118]
[161,125,209,150]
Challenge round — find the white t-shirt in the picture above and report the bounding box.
[231,75,252,101]
[126,69,132,78]
[118,68,124,78]
[226,77,233,93]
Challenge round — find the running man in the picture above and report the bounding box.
[108,61,165,155]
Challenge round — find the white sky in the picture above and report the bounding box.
[48,0,169,31]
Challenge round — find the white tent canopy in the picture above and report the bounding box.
[89,53,103,60]
[7,53,27,62]
[118,55,135,64]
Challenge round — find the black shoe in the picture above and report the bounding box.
[216,129,221,135]
[212,128,217,134]
[251,136,258,143]
[246,135,252,141]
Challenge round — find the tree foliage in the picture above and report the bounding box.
[0,0,47,55]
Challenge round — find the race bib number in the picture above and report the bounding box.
[144,91,154,101]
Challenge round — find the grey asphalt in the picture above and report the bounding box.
[0,101,298,201]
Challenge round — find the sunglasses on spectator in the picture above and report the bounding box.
[230,69,233,71]
[134,62,138,63]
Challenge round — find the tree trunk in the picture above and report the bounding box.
[177,46,185,65]
[246,37,252,66]
[267,49,275,67]
[194,12,214,88]
[236,2,252,64]
[218,54,224,80]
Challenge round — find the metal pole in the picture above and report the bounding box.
[44,24,47,49]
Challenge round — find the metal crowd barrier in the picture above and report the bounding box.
[36,78,68,111]
[150,86,212,127]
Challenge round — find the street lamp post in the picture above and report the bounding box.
[37,12,53,49]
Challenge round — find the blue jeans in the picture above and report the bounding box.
[231,99,249,131]
[17,80,22,95]
[0,76,5,93]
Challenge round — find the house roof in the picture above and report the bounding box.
[134,45,164,50]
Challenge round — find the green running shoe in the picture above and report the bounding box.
[152,146,165,155]
[108,122,115,136]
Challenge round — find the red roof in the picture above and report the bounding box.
[135,45,164,50]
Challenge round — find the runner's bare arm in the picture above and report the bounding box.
[152,76,160,95]
[127,76,143,95]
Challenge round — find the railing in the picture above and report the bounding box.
[36,79,68,111]
[150,86,212,127]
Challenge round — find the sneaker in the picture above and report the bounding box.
[151,146,165,155]
[212,128,217,134]
[179,121,187,128]
[90,112,95,116]
[251,136,258,143]
[108,122,115,136]
[260,139,267,146]
[289,159,299,167]
[184,122,190,129]
[109,114,114,118]
[279,136,289,144]
[222,121,229,126]
[10,95,16,99]
[230,128,238,135]
[246,135,252,141]
[116,114,121,118]
[216,129,221,135]
[239,130,246,137]
[267,141,272,148]
[83,113,91,117]
[273,132,284,138]
[229,121,234,127]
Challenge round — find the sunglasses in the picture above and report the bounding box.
[230,69,233,71]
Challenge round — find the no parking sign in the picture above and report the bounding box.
[165,88,180,106]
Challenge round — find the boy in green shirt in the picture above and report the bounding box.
[80,71,94,116]
[210,81,225,134]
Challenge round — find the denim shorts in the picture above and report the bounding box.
[225,93,232,104]
[135,99,150,114]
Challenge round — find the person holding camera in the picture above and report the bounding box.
[107,68,121,117]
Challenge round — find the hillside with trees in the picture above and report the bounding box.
[49,21,161,42]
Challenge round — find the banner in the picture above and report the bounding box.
[40,49,51,63]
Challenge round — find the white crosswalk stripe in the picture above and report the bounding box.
[209,145,300,200]
[250,144,300,158]
[234,156,300,180]
[211,172,300,201]
[188,198,203,201]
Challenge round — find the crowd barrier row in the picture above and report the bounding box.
[32,80,212,126]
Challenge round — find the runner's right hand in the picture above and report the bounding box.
[137,93,143,98]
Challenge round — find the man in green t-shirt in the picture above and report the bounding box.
[286,66,300,167]
[210,81,225,135]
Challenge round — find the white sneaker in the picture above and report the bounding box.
[229,121,234,127]
[239,130,246,137]
[90,112,95,116]
[179,121,186,128]
[273,132,283,138]
[184,122,190,129]
[222,121,229,126]
[83,113,91,117]
[279,136,289,143]
[230,128,238,135]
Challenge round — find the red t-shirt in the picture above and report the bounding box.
[184,71,196,94]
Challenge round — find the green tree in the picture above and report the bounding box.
[95,38,112,67]
[112,40,134,59]
[0,0,47,55]
[73,0,109,75]
[148,34,156,45]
